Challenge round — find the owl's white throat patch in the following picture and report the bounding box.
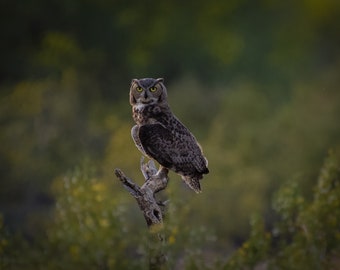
[134,103,147,111]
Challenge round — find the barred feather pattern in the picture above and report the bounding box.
[130,78,209,193]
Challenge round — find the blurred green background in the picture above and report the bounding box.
[1,0,340,269]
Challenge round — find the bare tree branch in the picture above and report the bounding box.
[114,158,169,226]
[114,158,169,269]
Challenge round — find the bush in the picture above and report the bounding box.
[224,151,340,270]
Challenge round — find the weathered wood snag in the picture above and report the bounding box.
[114,157,169,269]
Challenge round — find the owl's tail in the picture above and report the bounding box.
[181,175,202,193]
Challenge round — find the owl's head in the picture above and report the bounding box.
[129,78,167,106]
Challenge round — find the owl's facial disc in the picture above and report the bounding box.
[137,90,158,105]
[130,78,166,106]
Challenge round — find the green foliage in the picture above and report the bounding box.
[161,191,218,269]
[46,164,132,269]
[1,164,133,269]
[224,152,340,269]
[0,215,9,268]
[223,214,271,270]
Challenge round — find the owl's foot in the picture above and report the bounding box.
[140,157,158,180]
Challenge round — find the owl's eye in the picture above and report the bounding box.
[150,86,157,92]
[136,86,143,92]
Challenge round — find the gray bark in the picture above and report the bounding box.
[114,158,169,269]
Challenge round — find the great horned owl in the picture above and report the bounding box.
[129,78,209,193]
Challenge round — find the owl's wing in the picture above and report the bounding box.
[138,124,174,169]
[138,123,208,174]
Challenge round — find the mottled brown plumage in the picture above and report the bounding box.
[129,78,209,193]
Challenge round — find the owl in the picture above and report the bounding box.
[129,78,209,193]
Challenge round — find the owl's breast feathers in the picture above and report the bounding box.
[132,103,164,125]
[132,104,209,192]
